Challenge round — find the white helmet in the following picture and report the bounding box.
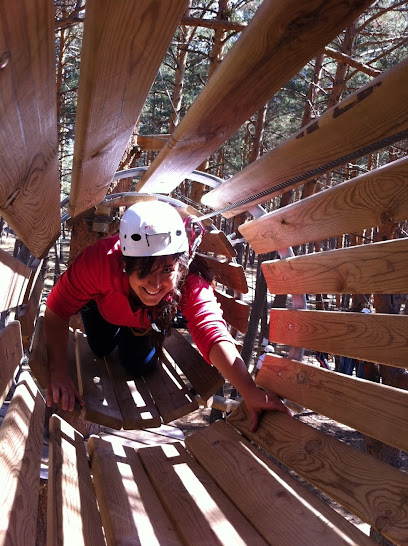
[264,345,275,353]
[120,201,188,257]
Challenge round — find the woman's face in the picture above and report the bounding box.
[128,256,180,306]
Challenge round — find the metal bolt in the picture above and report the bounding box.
[0,51,10,69]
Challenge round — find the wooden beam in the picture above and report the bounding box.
[68,0,188,218]
[214,290,250,333]
[268,309,408,368]
[199,254,248,294]
[240,156,408,254]
[262,238,408,295]
[137,0,374,194]
[202,58,408,217]
[137,442,268,544]
[228,403,408,546]
[257,354,408,452]
[0,0,60,257]
[0,249,31,313]
[135,134,170,152]
[186,420,372,545]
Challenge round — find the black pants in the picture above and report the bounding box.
[80,300,158,376]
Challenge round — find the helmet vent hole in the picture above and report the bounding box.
[176,230,182,236]
[131,233,142,241]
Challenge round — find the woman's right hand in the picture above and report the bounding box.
[46,370,84,412]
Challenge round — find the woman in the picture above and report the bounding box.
[45,200,289,431]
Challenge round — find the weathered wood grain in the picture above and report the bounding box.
[240,156,408,253]
[203,58,408,217]
[0,0,60,257]
[0,372,45,546]
[186,420,372,545]
[0,322,22,408]
[199,230,237,258]
[105,349,161,430]
[138,441,268,545]
[214,290,250,333]
[143,355,198,424]
[257,354,408,451]
[200,254,248,294]
[137,0,373,194]
[262,238,408,295]
[88,436,182,545]
[0,248,31,313]
[268,309,408,368]
[228,403,408,545]
[68,0,187,218]
[47,415,105,546]
[75,330,123,429]
[163,329,224,400]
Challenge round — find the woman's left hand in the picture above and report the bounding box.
[243,386,292,432]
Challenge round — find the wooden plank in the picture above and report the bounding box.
[137,441,268,545]
[227,403,408,546]
[186,420,372,546]
[200,254,248,294]
[240,155,408,254]
[18,270,44,349]
[75,330,123,429]
[88,436,182,545]
[0,248,31,313]
[0,372,45,546]
[262,238,408,295]
[47,415,105,546]
[214,290,250,333]
[202,58,408,217]
[257,354,408,452]
[136,134,170,152]
[27,310,49,389]
[199,230,237,258]
[163,329,224,400]
[0,0,61,257]
[143,355,198,424]
[0,321,22,407]
[137,0,373,194]
[68,0,188,218]
[268,309,408,369]
[105,349,161,430]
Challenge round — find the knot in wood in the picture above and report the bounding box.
[305,438,320,454]
[380,211,393,225]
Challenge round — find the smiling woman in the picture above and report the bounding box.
[44,200,289,429]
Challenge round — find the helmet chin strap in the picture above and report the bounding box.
[184,216,205,266]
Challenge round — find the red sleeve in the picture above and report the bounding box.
[46,242,104,320]
[180,274,235,363]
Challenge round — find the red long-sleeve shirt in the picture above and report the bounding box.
[46,235,233,363]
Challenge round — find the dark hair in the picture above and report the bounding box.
[122,252,214,354]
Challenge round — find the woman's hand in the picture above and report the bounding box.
[46,370,84,412]
[242,386,291,432]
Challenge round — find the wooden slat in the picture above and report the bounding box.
[136,134,170,152]
[199,230,237,258]
[262,238,408,295]
[163,329,224,400]
[47,415,105,546]
[214,290,250,333]
[27,310,48,389]
[203,58,408,217]
[143,355,198,424]
[0,0,60,257]
[186,420,372,546]
[268,309,408,369]
[0,372,45,546]
[0,248,31,313]
[75,330,123,429]
[68,0,188,218]
[137,0,373,194]
[22,258,43,305]
[18,270,44,348]
[0,321,22,407]
[257,354,408,452]
[228,403,408,546]
[104,349,161,430]
[88,436,182,545]
[240,156,408,254]
[137,441,268,545]
[200,254,248,294]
